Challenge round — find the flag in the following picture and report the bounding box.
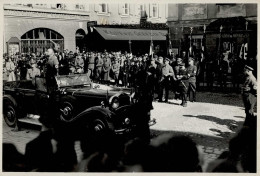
[50,40,60,51]
[216,30,223,63]
[149,40,154,56]
[167,28,173,55]
[188,33,194,57]
[201,32,206,62]
[239,43,248,60]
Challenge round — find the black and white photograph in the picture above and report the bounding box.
[1,1,258,173]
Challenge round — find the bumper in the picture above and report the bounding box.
[114,118,156,135]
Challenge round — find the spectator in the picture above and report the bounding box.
[6,57,16,81]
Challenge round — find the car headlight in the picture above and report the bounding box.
[124,118,130,125]
[111,97,119,109]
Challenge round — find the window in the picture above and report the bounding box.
[21,28,64,53]
[139,4,146,16]
[75,4,85,11]
[150,4,158,18]
[99,4,108,13]
[122,3,129,15]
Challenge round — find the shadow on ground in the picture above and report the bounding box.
[151,114,244,149]
[183,115,244,132]
[150,129,231,150]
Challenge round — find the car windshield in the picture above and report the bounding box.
[56,74,91,88]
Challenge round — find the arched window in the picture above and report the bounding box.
[21,28,64,54]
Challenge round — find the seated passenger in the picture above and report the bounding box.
[26,61,40,85]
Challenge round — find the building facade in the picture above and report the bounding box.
[4,3,168,55]
[167,4,257,59]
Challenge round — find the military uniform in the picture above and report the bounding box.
[111,60,120,86]
[45,55,59,94]
[102,57,111,83]
[242,65,257,127]
[74,57,84,73]
[95,56,103,81]
[88,55,95,79]
[176,63,189,107]
[187,64,197,102]
[26,68,41,80]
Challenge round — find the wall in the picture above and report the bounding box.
[89,3,168,25]
[4,12,88,52]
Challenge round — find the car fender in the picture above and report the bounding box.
[3,95,17,107]
[69,106,115,123]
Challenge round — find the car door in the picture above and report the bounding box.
[15,81,37,115]
[34,77,50,116]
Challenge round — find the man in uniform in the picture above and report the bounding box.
[26,60,41,85]
[45,48,59,93]
[74,53,84,74]
[95,53,103,82]
[242,65,257,127]
[187,57,197,102]
[176,62,189,107]
[158,58,175,103]
[88,52,95,79]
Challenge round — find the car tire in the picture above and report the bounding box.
[89,117,114,133]
[3,99,17,127]
[60,101,74,122]
[59,96,76,122]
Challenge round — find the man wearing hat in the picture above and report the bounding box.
[111,58,120,86]
[176,62,189,107]
[26,60,40,85]
[158,57,175,103]
[187,57,197,102]
[242,65,257,127]
[74,53,84,74]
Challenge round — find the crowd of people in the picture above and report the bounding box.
[3,118,256,172]
[2,47,257,172]
[3,49,205,107]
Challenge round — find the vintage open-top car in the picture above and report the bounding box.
[3,74,155,139]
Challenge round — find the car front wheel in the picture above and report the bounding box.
[3,100,17,127]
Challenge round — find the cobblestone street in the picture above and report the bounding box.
[2,91,245,172]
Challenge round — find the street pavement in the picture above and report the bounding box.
[2,91,245,172]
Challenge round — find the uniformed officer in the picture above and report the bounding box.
[173,57,184,99]
[74,54,84,74]
[26,60,41,85]
[187,57,197,102]
[95,53,103,82]
[111,58,120,86]
[176,62,189,107]
[242,65,257,127]
[45,48,59,93]
[88,52,95,79]
[158,58,175,103]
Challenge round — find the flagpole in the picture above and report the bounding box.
[151,28,153,58]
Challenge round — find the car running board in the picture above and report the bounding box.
[18,114,42,126]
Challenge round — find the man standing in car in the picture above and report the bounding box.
[45,48,59,93]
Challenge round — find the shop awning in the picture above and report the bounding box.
[95,27,167,41]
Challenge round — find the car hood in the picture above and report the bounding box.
[64,84,132,97]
